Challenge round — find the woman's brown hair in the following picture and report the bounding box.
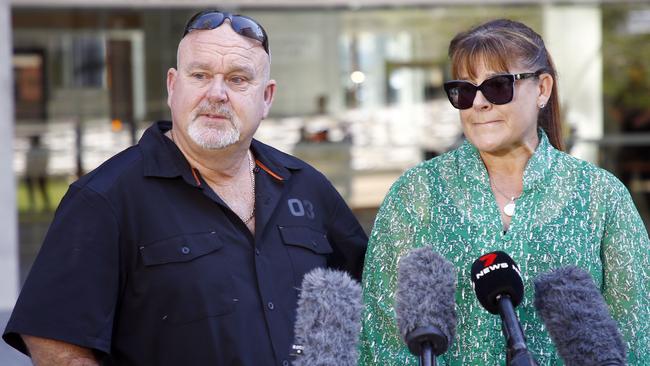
[448,19,563,151]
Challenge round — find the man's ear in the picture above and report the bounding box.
[166,68,178,108]
[262,79,277,118]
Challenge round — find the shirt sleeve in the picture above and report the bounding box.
[600,179,650,364]
[324,182,368,282]
[2,184,120,356]
[358,171,430,366]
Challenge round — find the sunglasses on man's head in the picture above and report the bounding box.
[443,70,543,110]
[183,10,270,55]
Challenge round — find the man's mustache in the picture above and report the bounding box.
[194,102,233,120]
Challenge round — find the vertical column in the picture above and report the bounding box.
[0,0,19,309]
[543,5,603,163]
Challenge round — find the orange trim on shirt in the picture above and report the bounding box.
[191,168,202,186]
[255,159,284,181]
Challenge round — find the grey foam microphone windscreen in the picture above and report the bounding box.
[395,247,457,354]
[533,266,626,366]
[292,267,363,366]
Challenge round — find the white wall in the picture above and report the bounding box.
[251,11,345,116]
[0,0,20,309]
[544,5,603,162]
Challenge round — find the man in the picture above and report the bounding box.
[3,10,367,366]
[24,134,51,212]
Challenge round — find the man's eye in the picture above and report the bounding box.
[230,76,247,85]
[191,73,207,80]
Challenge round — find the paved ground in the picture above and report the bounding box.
[0,311,32,366]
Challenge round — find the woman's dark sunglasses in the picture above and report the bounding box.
[183,10,269,55]
[443,70,543,110]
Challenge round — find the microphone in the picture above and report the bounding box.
[395,247,457,366]
[470,251,538,366]
[292,267,363,366]
[533,266,626,366]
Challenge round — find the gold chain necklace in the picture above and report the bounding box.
[490,178,521,217]
[240,150,256,224]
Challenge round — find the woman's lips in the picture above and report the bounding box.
[474,119,502,125]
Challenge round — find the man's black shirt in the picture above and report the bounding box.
[3,121,368,366]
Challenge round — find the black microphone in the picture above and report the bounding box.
[470,251,538,366]
[292,267,363,366]
[395,247,457,366]
[533,266,626,366]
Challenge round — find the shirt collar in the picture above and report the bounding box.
[250,139,303,181]
[457,137,489,186]
[521,129,557,191]
[457,128,557,191]
[139,121,302,185]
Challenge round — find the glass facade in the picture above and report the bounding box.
[2,2,650,364]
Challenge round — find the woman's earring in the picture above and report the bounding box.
[538,102,546,109]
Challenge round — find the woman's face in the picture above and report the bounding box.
[457,61,550,155]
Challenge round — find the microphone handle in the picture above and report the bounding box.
[419,342,436,366]
[497,295,538,366]
[405,326,447,365]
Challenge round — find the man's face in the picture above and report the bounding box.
[166,23,276,150]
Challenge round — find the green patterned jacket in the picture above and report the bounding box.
[359,131,650,365]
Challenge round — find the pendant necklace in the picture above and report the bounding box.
[490,179,521,217]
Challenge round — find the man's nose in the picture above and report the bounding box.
[206,76,228,102]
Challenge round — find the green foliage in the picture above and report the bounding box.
[602,4,650,116]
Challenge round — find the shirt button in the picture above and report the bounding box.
[255,248,261,256]
[267,302,275,310]
[282,361,289,366]
[180,246,190,255]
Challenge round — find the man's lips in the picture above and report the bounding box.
[198,113,230,121]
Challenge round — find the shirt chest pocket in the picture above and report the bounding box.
[279,225,333,283]
[140,231,224,266]
[138,232,236,325]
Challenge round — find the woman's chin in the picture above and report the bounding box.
[467,135,507,154]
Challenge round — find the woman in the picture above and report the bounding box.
[358,19,649,365]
